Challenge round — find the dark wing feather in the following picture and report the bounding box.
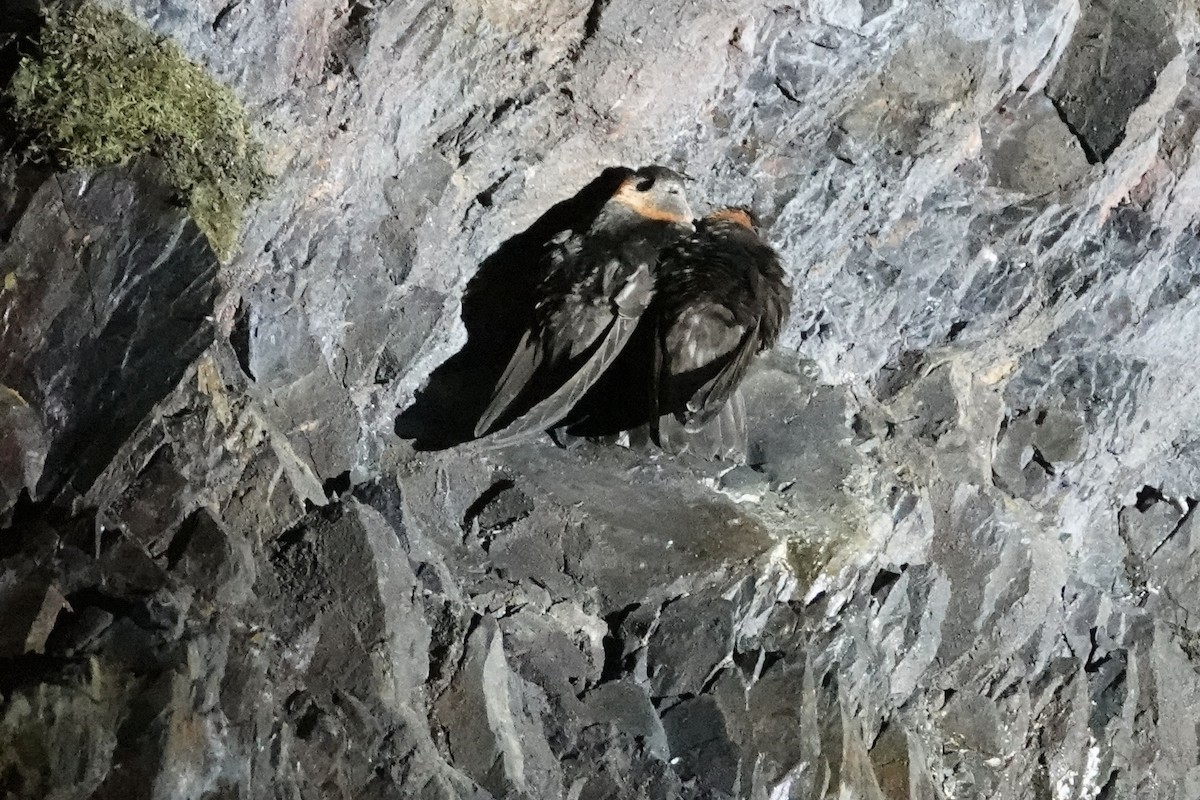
[474,328,543,437]
[719,387,748,460]
[483,312,639,446]
[473,230,583,437]
[753,261,791,354]
[662,229,791,428]
[479,259,655,445]
[647,313,665,446]
[685,242,790,426]
[654,300,747,425]
[684,323,759,426]
[690,388,748,460]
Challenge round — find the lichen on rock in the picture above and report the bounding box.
[5,2,265,258]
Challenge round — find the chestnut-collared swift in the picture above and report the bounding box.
[644,207,791,445]
[474,166,694,444]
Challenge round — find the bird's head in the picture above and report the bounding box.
[703,207,761,233]
[608,165,694,230]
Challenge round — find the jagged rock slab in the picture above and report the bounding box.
[0,161,218,505]
[2,0,1200,797]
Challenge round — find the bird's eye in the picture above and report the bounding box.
[667,186,682,196]
[635,178,654,191]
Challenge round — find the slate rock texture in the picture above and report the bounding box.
[3,0,1200,798]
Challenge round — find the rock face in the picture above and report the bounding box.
[3,1,1200,798]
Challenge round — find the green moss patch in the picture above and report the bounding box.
[5,2,266,258]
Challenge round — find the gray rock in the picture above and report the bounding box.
[466,479,534,534]
[1045,0,1180,163]
[0,576,66,656]
[584,679,670,759]
[982,93,1092,195]
[3,0,1200,796]
[661,695,740,795]
[1142,506,1200,633]
[434,615,562,799]
[0,388,46,513]
[0,161,218,504]
[647,593,734,699]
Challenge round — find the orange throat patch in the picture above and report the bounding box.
[707,208,755,229]
[613,184,690,224]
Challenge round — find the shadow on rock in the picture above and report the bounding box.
[395,166,634,450]
[0,0,52,239]
[0,0,41,89]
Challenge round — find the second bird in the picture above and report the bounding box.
[646,207,791,450]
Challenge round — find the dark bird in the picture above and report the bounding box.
[473,165,694,444]
[647,207,791,450]
[564,207,791,457]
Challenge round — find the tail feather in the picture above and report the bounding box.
[688,325,758,427]
[713,388,748,462]
[648,314,666,447]
[672,389,747,461]
[474,330,543,437]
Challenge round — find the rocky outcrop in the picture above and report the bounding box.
[3,0,1200,798]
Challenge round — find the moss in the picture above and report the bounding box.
[5,2,266,259]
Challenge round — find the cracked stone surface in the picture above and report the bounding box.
[4,0,1200,798]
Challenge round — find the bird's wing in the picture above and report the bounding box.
[647,313,665,446]
[472,230,587,437]
[710,386,748,461]
[473,326,542,437]
[685,322,759,426]
[479,260,655,445]
[688,246,790,425]
[655,300,750,423]
[484,315,637,446]
[661,387,747,460]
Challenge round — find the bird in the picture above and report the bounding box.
[563,206,791,458]
[649,207,791,434]
[472,165,695,444]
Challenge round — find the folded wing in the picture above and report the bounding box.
[475,260,654,444]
